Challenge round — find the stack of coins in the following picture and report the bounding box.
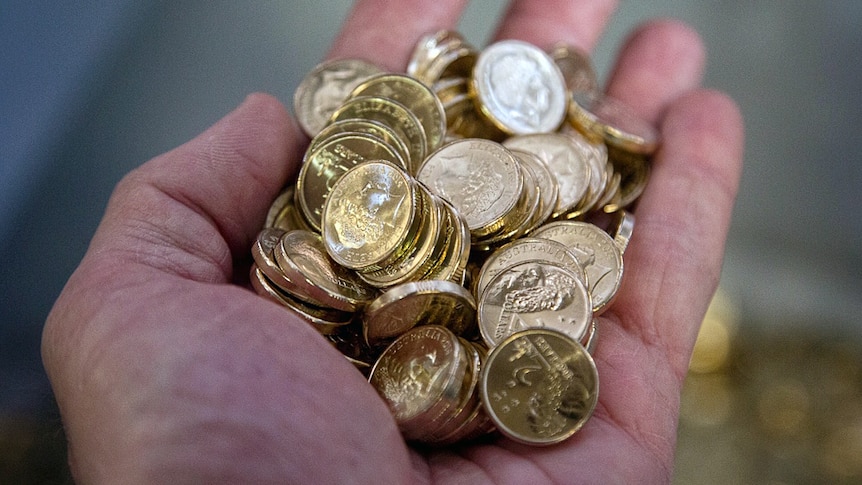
[248,30,657,447]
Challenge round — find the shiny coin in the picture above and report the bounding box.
[249,265,354,334]
[609,210,635,254]
[531,221,624,314]
[478,260,592,347]
[293,58,383,137]
[480,328,599,445]
[297,132,407,231]
[369,325,469,436]
[251,227,293,291]
[331,95,427,169]
[273,230,377,312]
[472,39,567,135]
[362,279,477,346]
[475,237,587,300]
[503,133,591,218]
[351,73,448,156]
[322,160,421,272]
[308,119,412,167]
[417,138,523,240]
[568,91,659,156]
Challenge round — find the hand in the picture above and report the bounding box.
[42,0,743,483]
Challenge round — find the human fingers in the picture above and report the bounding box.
[326,0,469,71]
[491,0,618,51]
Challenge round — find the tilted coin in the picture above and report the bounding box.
[296,132,407,231]
[331,95,427,169]
[422,339,483,444]
[604,148,650,212]
[568,91,659,156]
[249,265,354,334]
[477,260,592,347]
[322,160,422,272]
[362,279,477,346]
[609,210,635,253]
[308,118,412,167]
[531,221,624,314]
[472,39,567,135]
[549,42,599,95]
[503,133,591,218]
[265,186,311,233]
[368,325,469,438]
[251,227,294,291]
[475,237,587,299]
[273,230,378,312]
[293,58,383,137]
[509,148,558,232]
[417,138,523,240]
[480,328,599,446]
[421,196,472,284]
[351,73,448,156]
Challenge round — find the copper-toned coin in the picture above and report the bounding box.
[272,230,377,312]
[480,328,599,445]
[368,325,469,437]
[322,160,421,272]
[477,260,592,348]
[362,280,477,345]
[472,40,567,135]
[296,132,407,231]
[351,73,447,156]
[531,221,623,314]
[417,138,523,240]
[475,237,587,300]
[293,58,383,137]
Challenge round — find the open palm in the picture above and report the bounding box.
[43,0,743,483]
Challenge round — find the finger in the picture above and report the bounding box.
[604,19,706,124]
[97,93,304,278]
[491,0,618,51]
[613,89,744,378]
[326,0,470,71]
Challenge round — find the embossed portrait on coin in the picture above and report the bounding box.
[312,67,361,121]
[485,263,579,313]
[490,54,550,130]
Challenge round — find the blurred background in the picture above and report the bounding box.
[2,1,860,482]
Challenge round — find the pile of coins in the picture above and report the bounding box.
[249,30,658,446]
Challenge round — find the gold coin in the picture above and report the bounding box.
[362,279,477,345]
[480,328,599,446]
[471,40,567,135]
[605,148,650,212]
[250,227,293,292]
[560,129,608,218]
[475,237,587,300]
[422,339,483,443]
[351,73,448,155]
[548,42,599,95]
[510,148,558,232]
[249,265,354,334]
[330,95,427,169]
[356,185,440,287]
[368,325,469,436]
[568,91,659,156]
[472,159,541,250]
[296,132,407,231]
[293,58,383,137]
[503,133,591,218]
[272,230,377,312]
[422,195,472,283]
[531,221,624,314]
[265,185,311,233]
[583,318,598,355]
[477,260,592,347]
[321,160,421,272]
[407,30,477,85]
[308,119,412,168]
[417,138,523,239]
